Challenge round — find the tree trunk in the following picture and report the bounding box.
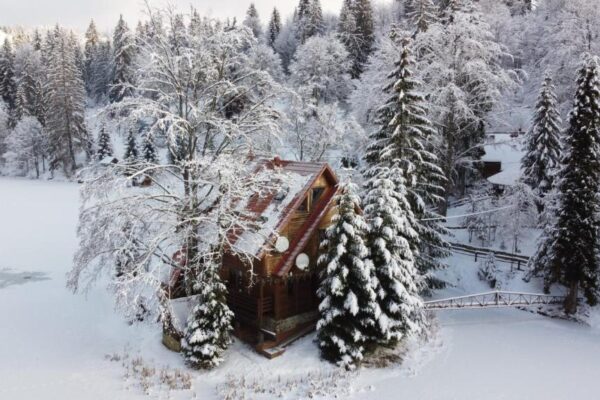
[564,280,579,315]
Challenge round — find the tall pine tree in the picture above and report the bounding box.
[142,131,158,164]
[363,165,424,345]
[530,56,600,314]
[337,0,374,78]
[266,8,282,48]
[44,26,88,174]
[365,37,449,283]
[96,126,113,160]
[84,20,100,97]
[296,0,323,43]
[317,181,380,369]
[243,3,263,39]
[0,38,17,124]
[15,56,44,124]
[521,74,562,198]
[111,15,135,102]
[405,0,438,35]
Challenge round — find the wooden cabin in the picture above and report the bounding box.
[164,157,339,358]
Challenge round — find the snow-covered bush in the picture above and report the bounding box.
[478,252,499,289]
[181,254,234,369]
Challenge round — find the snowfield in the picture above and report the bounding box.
[1,177,600,399]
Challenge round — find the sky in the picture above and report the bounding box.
[0,0,357,33]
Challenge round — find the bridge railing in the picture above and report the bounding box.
[424,290,567,310]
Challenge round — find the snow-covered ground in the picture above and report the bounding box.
[1,177,600,399]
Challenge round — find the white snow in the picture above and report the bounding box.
[233,171,311,256]
[483,137,525,186]
[1,177,600,399]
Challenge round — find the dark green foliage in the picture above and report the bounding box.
[521,74,562,197]
[530,56,600,314]
[317,182,380,369]
[96,127,113,160]
[365,37,449,281]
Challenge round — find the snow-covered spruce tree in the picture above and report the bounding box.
[317,181,380,369]
[96,126,113,160]
[363,165,425,345]
[181,250,234,369]
[478,252,499,289]
[405,0,438,35]
[84,20,100,98]
[530,56,600,314]
[94,41,114,101]
[111,15,135,102]
[123,128,139,177]
[244,3,263,39]
[0,100,9,161]
[266,8,282,48]
[15,58,40,122]
[351,0,374,78]
[69,10,283,367]
[142,132,158,165]
[337,0,374,79]
[296,0,324,44]
[0,38,17,122]
[337,0,358,71]
[365,36,449,283]
[44,26,89,175]
[521,74,562,198]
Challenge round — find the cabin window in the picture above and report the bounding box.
[299,196,309,212]
[230,269,243,292]
[312,187,325,205]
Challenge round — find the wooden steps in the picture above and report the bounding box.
[257,324,316,359]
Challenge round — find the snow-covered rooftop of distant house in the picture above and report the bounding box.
[483,136,525,186]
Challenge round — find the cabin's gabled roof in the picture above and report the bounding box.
[230,157,338,272]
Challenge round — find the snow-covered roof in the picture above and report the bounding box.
[229,158,338,272]
[483,138,525,187]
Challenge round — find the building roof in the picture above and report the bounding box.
[230,157,338,276]
[483,138,524,187]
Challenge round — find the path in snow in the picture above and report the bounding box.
[1,177,599,400]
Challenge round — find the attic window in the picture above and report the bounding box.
[312,187,325,205]
[299,196,309,212]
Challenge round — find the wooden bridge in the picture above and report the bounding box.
[424,291,567,310]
